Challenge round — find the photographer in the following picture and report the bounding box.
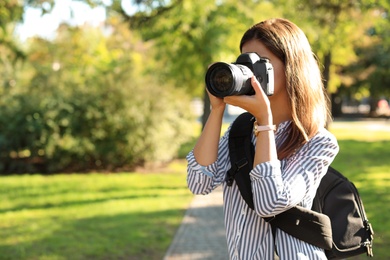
[186,18,339,259]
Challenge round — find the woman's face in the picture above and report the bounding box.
[241,39,286,98]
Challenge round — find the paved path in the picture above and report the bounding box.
[163,186,229,260]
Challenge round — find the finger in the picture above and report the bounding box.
[251,76,268,99]
[224,95,252,111]
[251,76,263,94]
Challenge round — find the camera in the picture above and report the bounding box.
[205,52,274,97]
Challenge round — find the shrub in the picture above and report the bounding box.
[0,25,195,174]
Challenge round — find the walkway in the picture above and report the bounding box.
[163,186,229,260]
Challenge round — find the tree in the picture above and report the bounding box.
[114,0,281,127]
[0,15,194,173]
[0,0,101,93]
[274,0,382,116]
[341,3,390,114]
[0,0,56,58]
[0,0,104,57]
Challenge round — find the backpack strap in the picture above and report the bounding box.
[226,112,255,209]
[227,112,333,251]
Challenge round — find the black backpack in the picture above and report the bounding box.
[226,112,374,259]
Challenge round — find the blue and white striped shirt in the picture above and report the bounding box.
[187,120,339,260]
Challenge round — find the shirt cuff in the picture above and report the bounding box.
[250,160,281,179]
[197,165,214,178]
[186,150,216,178]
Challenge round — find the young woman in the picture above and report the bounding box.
[187,18,339,259]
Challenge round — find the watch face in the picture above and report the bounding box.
[253,121,259,136]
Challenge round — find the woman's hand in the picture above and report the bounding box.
[206,63,226,112]
[207,88,226,112]
[224,76,272,124]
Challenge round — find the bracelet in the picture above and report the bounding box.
[253,121,276,136]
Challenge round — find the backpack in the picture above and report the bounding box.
[226,112,374,259]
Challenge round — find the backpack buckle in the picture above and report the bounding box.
[226,158,249,186]
[235,158,249,171]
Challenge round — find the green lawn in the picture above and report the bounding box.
[0,119,389,260]
[0,163,193,260]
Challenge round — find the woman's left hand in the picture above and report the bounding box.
[224,76,272,124]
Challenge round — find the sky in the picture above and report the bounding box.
[16,0,126,41]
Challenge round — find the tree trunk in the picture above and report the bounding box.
[323,51,342,118]
[323,51,331,90]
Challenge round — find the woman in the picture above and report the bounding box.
[186,18,339,259]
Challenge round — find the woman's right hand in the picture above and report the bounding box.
[207,88,226,111]
[206,62,227,112]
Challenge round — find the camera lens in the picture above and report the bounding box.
[205,62,254,97]
[210,66,233,92]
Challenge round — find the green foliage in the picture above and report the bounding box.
[0,0,24,30]
[0,0,58,63]
[0,21,195,173]
[2,0,390,173]
[275,0,379,94]
[353,8,390,98]
[119,0,390,124]
[123,0,281,97]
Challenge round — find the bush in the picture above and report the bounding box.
[0,25,195,174]
[0,77,194,173]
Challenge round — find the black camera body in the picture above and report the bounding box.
[205,52,274,98]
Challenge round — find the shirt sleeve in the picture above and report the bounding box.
[250,129,339,217]
[186,127,232,195]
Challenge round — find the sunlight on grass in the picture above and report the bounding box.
[0,173,193,260]
[329,121,390,141]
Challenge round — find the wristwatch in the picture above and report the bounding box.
[253,120,276,136]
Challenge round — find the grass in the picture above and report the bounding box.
[0,119,389,260]
[0,164,193,260]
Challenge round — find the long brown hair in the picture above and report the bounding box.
[240,18,331,159]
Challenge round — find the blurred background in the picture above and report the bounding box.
[1,1,389,259]
[1,0,389,174]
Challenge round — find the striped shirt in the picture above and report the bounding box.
[186,120,339,260]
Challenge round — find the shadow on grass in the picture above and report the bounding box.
[0,191,189,214]
[0,208,189,260]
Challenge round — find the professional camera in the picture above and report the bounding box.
[205,52,274,97]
